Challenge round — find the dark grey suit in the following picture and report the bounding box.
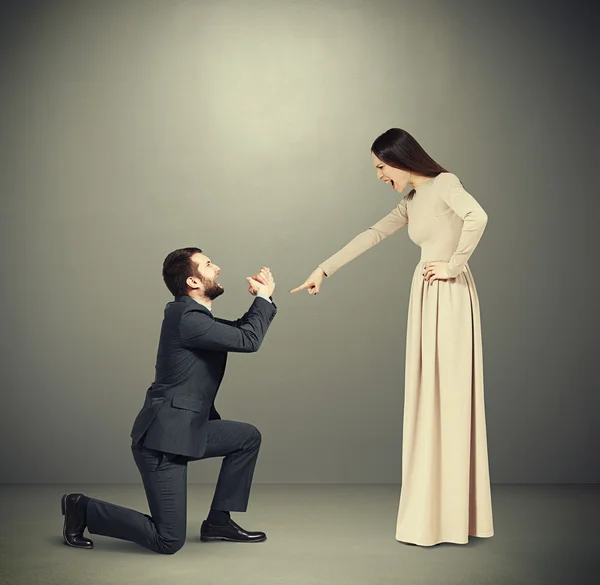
[85,294,277,554]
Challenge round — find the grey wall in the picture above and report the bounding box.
[0,0,597,484]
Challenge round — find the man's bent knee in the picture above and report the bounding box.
[157,535,186,555]
[247,425,261,447]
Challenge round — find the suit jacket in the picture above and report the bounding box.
[130,294,277,458]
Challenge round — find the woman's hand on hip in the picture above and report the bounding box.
[423,262,450,285]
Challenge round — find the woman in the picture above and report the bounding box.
[290,128,494,546]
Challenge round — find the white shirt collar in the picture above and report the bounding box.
[192,297,212,312]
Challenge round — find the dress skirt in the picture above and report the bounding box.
[395,261,494,546]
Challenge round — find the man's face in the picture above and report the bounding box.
[187,252,224,300]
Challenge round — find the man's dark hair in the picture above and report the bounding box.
[162,247,203,297]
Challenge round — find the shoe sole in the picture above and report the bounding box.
[200,535,267,543]
[61,494,94,549]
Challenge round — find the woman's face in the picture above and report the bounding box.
[372,153,411,192]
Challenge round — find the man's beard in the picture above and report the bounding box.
[199,274,224,300]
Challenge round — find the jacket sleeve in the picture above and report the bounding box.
[180,297,276,353]
[438,173,488,278]
[215,298,276,328]
[318,198,409,277]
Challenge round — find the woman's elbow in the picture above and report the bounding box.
[478,210,488,228]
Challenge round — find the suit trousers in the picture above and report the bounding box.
[86,420,262,554]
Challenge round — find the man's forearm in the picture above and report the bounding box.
[214,295,274,329]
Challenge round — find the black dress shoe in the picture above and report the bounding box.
[200,519,267,543]
[61,493,94,549]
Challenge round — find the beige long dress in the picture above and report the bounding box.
[318,172,494,546]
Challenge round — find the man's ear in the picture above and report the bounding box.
[187,275,201,291]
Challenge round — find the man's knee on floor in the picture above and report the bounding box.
[158,535,186,555]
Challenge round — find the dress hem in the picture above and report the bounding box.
[395,532,494,547]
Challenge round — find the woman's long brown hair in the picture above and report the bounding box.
[371,128,448,200]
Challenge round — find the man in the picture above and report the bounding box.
[61,247,277,554]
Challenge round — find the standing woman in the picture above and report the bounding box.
[290,128,494,546]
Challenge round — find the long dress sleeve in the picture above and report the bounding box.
[439,173,488,278]
[318,197,409,277]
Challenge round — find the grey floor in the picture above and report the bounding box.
[0,484,597,585]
